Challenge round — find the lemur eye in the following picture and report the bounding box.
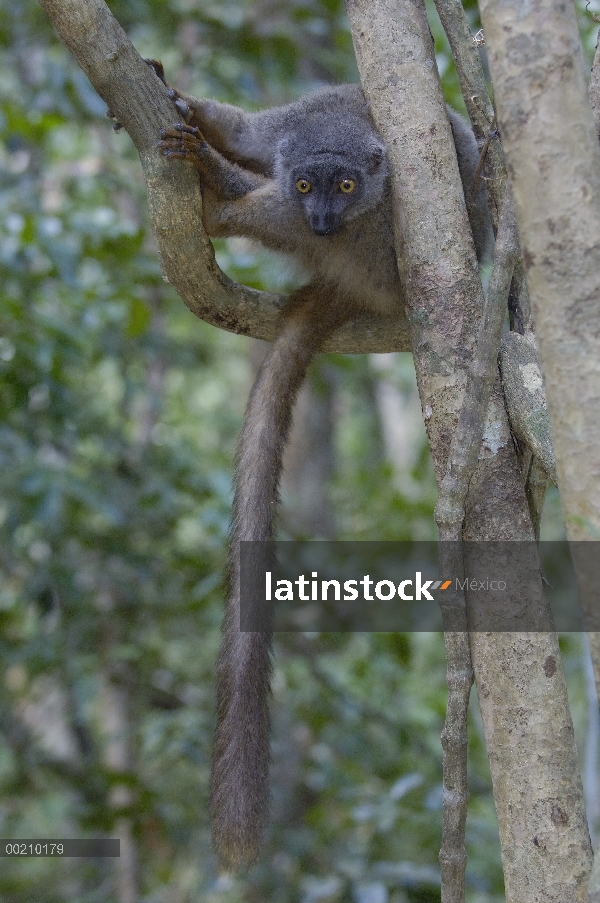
[296,179,311,193]
[340,179,355,193]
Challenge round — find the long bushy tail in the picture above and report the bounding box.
[210,286,346,869]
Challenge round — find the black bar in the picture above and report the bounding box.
[0,839,120,857]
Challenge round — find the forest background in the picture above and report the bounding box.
[0,1,598,901]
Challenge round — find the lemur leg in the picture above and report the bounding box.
[158,123,265,200]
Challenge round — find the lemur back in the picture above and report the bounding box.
[156,69,492,869]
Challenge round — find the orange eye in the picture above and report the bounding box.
[296,179,311,193]
[340,179,355,193]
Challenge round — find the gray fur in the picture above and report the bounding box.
[158,78,492,869]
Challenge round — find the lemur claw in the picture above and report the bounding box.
[175,98,190,119]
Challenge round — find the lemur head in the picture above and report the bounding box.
[274,113,388,236]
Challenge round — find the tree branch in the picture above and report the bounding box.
[38,0,410,353]
[435,186,519,540]
[434,187,518,903]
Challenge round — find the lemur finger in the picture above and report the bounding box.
[172,122,203,138]
[157,136,206,158]
[160,149,189,160]
[157,141,186,156]
[145,58,167,84]
[159,123,205,142]
[158,124,208,161]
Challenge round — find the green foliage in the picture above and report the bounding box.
[0,1,590,902]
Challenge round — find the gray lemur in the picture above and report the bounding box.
[152,61,491,869]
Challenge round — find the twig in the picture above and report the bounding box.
[469,115,496,205]
[586,1,600,25]
[433,0,506,227]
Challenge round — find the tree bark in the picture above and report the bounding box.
[345,0,592,900]
[478,0,600,543]
[589,25,600,141]
[479,0,600,821]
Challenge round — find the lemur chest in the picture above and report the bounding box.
[300,227,402,314]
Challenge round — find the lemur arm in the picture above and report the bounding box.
[157,123,304,251]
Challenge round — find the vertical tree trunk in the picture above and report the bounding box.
[478,0,600,545]
[345,0,593,899]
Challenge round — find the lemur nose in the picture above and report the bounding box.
[311,213,334,236]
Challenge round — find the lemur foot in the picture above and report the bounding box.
[157,123,207,165]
